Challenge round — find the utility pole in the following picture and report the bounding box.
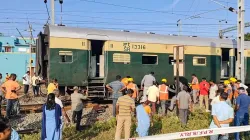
[176,46,180,115]
[26,22,35,81]
[177,19,182,36]
[51,0,55,25]
[237,0,245,83]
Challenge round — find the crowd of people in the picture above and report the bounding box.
[107,72,250,140]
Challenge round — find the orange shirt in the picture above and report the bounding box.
[144,105,151,115]
[159,84,169,100]
[192,77,199,90]
[1,80,20,99]
[127,83,137,98]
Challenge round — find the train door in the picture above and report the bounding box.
[221,48,230,78]
[89,40,105,78]
[173,46,184,76]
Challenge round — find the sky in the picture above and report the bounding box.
[0,0,250,39]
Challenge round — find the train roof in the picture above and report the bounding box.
[45,25,250,49]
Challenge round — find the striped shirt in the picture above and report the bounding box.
[116,95,135,116]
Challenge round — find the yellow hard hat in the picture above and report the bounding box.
[161,78,167,82]
[128,78,133,82]
[229,77,237,83]
[224,80,230,85]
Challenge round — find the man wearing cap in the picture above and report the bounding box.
[141,72,156,101]
[234,87,250,140]
[126,78,138,101]
[106,75,126,117]
[158,78,169,116]
[71,86,87,131]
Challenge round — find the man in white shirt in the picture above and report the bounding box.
[31,73,42,96]
[209,80,218,110]
[22,71,30,95]
[237,80,248,95]
[141,72,156,101]
[147,81,159,114]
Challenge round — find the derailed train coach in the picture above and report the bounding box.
[36,25,250,98]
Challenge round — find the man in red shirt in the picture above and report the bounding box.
[199,78,210,112]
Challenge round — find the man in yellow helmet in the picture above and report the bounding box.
[229,77,239,103]
[158,78,169,116]
[224,80,232,106]
[126,78,138,101]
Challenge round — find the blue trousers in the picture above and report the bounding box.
[113,99,118,117]
[234,113,249,140]
[6,99,17,118]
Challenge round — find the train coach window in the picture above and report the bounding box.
[113,53,130,64]
[59,51,73,63]
[193,57,206,66]
[142,54,158,65]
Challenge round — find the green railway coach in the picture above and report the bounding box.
[36,25,250,98]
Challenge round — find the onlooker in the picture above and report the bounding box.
[191,74,199,104]
[210,92,234,140]
[158,79,169,116]
[0,73,3,116]
[211,89,224,105]
[115,89,135,140]
[106,75,126,117]
[0,74,21,119]
[71,86,87,131]
[121,76,131,87]
[126,78,138,101]
[147,81,159,114]
[209,80,218,108]
[141,72,156,101]
[53,89,70,138]
[41,93,62,140]
[234,87,250,140]
[136,99,151,137]
[47,78,58,94]
[237,80,248,95]
[177,85,192,126]
[31,73,42,96]
[22,71,30,95]
[199,78,210,112]
[0,116,20,140]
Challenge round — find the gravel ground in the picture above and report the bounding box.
[11,105,113,130]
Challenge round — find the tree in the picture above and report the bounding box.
[245,33,250,41]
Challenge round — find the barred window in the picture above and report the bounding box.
[113,53,130,64]
[193,57,206,66]
[59,51,73,63]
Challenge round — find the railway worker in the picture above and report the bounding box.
[177,85,192,126]
[126,78,138,101]
[0,73,2,116]
[22,71,30,95]
[47,78,58,94]
[191,74,199,104]
[229,77,239,104]
[0,74,21,119]
[209,80,218,110]
[0,116,20,140]
[71,86,87,131]
[224,80,232,106]
[199,78,210,112]
[209,92,234,140]
[115,89,135,140]
[136,98,152,137]
[31,73,42,97]
[234,87,250,140]
[106,75,126,117]
[147,81,159,114]
[141,72,156,101]
[121,76,131,87]
[158,78,169,116]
